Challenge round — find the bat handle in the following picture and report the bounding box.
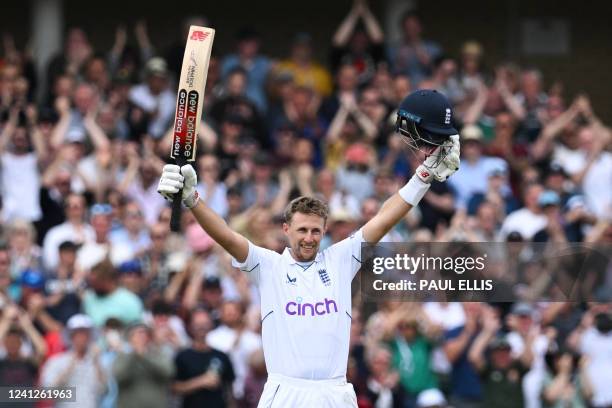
[170,158,186,232]
[170,191,183,232]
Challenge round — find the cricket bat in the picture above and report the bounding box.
[169,26,215,232]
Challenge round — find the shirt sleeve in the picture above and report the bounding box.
[323,228,365,281]
[40,355,62,386]
[578,328,595,354]
[231,240,278,286]
[174,351,188,381]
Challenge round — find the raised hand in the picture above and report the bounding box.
[416,135,460,183]
[157,164,199,208]
[113,25,127,52]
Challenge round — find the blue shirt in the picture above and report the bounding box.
[221,54,271,112]
[448,156,510,209]
[445,326,483,400]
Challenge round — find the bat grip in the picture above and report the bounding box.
[170,192,183,232]
[170,158,187,232]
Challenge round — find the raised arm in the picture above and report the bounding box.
[158,164,249,262]
[26,106,49,165]
[0,107,18,154]
[359,0,384,43]
[467,306,500,371]
[108,25,127,75]
[332,1,361,47]
[363,193,413,242]
[50,96,72,150]
[134,20,155,63]
[531,98,581,161]
[83,107,111,150]
[363,135,460,242]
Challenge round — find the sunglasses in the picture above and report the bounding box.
[347,163,369,173]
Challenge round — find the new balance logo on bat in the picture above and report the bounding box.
[190,31,209,41]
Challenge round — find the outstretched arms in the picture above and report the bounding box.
[158,164,249,262]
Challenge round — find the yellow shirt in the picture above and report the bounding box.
[276,60,333,96]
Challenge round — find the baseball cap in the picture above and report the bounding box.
[20,269,46,290]
[67,314,94,331]
[538,190,561,207]
[462,124,483,142]
[186,223,215,253]
[488,162,508,178]
[345,143,370,164]
[566,195,587,211]
[398,89,458,138]
[125,321,151,337]
[511,302,535,316]
[145,57,169,77]
[546,163,567,178]
[65,127,86,143]
[91,203,112,216]
[203,276,221,290]
[330,209,357,224]
[417,388,447,407]
[118,259,142,276]
[489,335,512,350]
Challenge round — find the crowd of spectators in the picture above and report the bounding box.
[1,0,611,407]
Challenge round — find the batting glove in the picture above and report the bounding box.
[415,134,461,183]
[157,164,200,208]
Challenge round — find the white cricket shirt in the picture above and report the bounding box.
[232,229,364,380]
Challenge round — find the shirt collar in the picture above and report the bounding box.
[282,247,322,265]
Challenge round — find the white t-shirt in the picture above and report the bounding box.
[423,302,466,330]
[207,325,262,398]
[128,84,175,139]
[0,152,41,222]
[42,222,95,270]
[500,208,548,240]
[579,328,612,407]
[582,152,612,218]
[552,144,586,175]
[231,229,364,380]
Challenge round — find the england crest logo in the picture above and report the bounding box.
[318,269,331,287]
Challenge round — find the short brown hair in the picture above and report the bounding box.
[90,258,117,282]
[284,196,329,224]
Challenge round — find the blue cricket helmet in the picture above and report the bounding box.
[396,89,458,147]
